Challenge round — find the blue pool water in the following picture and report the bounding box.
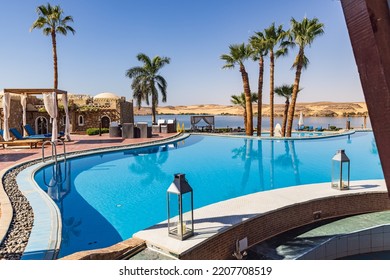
[34,132,383,258]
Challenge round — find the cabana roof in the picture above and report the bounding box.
[3,88,67,95]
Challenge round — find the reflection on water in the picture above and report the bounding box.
[128,144,172,185]
[233,139,302,192]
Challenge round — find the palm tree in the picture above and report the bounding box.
[221,43,254,136]
[263,23,288,137]
[230,92,258,130]
[30,3,75,89]
[249,31,268,136]
[274,84,301,136]
[285,17,324,137]
[126,53,171,124]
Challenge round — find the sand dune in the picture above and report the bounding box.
[134,101,368,117]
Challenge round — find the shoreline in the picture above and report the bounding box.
[134,101,368,117]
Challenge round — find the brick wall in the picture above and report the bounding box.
[180,192,390,260]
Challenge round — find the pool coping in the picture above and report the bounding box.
[5,133,190,260]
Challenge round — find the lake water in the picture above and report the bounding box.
[135,115,371,130]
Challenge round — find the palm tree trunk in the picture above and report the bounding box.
[51,32,58,89]
[282,99,289,137]
[151,95,157,124]
[286,49,304,137]
[243,106,247,131]
[240,65,253,136]
[257,56,264,136]
[269,50,275,137]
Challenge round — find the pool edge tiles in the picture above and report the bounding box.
[133,179,388,259]
[17,162,62,260]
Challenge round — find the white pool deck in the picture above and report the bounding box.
[134,179,388,258]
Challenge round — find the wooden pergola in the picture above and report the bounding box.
[3,88,67,95]
[1,88,70,141]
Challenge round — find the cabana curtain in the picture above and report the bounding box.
[20,93,27,137]
[43,92,58,142]
[2,92,11,141]
[62,94,71,141]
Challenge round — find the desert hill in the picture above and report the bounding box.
[134,101,368,117]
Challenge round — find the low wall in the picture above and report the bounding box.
[180,192,390,259]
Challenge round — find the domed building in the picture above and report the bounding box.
[62,92,134,133]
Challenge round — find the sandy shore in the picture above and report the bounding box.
[134,101,368,117]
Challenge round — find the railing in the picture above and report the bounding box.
[42,139,67,164]
[41,139,69,200]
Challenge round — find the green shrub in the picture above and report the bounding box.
[86,128,109,135]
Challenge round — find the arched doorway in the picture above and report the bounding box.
[35,116,48,134]
[101,116,110,128]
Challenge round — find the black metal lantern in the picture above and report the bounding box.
[331,149,350,190]
[167,173,194,240]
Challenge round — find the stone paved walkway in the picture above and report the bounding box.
[0,132,177,172]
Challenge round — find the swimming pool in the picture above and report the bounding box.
[33,131,383,258]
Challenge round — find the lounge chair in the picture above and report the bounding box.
[9,127,50,140]
[0,129,42,149]
[24,124,64,138]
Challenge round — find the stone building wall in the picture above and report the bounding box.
[1,93,134,134]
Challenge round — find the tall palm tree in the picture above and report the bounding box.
[230,92,258,130]
[30,3,75,89]
[221,43,254,136]
[274,84,301,136]
[285,17,324,137]
[126,53,171,124]
[263,23,288,137]
[249,31,268,136]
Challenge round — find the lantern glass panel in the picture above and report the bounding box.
[340,161,350,189]
[331,160,341,189]
[181,192,193,235]
[167,192,180,236]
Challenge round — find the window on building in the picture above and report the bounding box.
[78,115,85,126]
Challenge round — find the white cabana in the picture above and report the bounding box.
[1,88,70,142]
[190,115,215,131]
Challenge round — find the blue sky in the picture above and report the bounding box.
[0,0,363,106]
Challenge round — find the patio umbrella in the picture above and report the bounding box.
[298,112,304,127]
